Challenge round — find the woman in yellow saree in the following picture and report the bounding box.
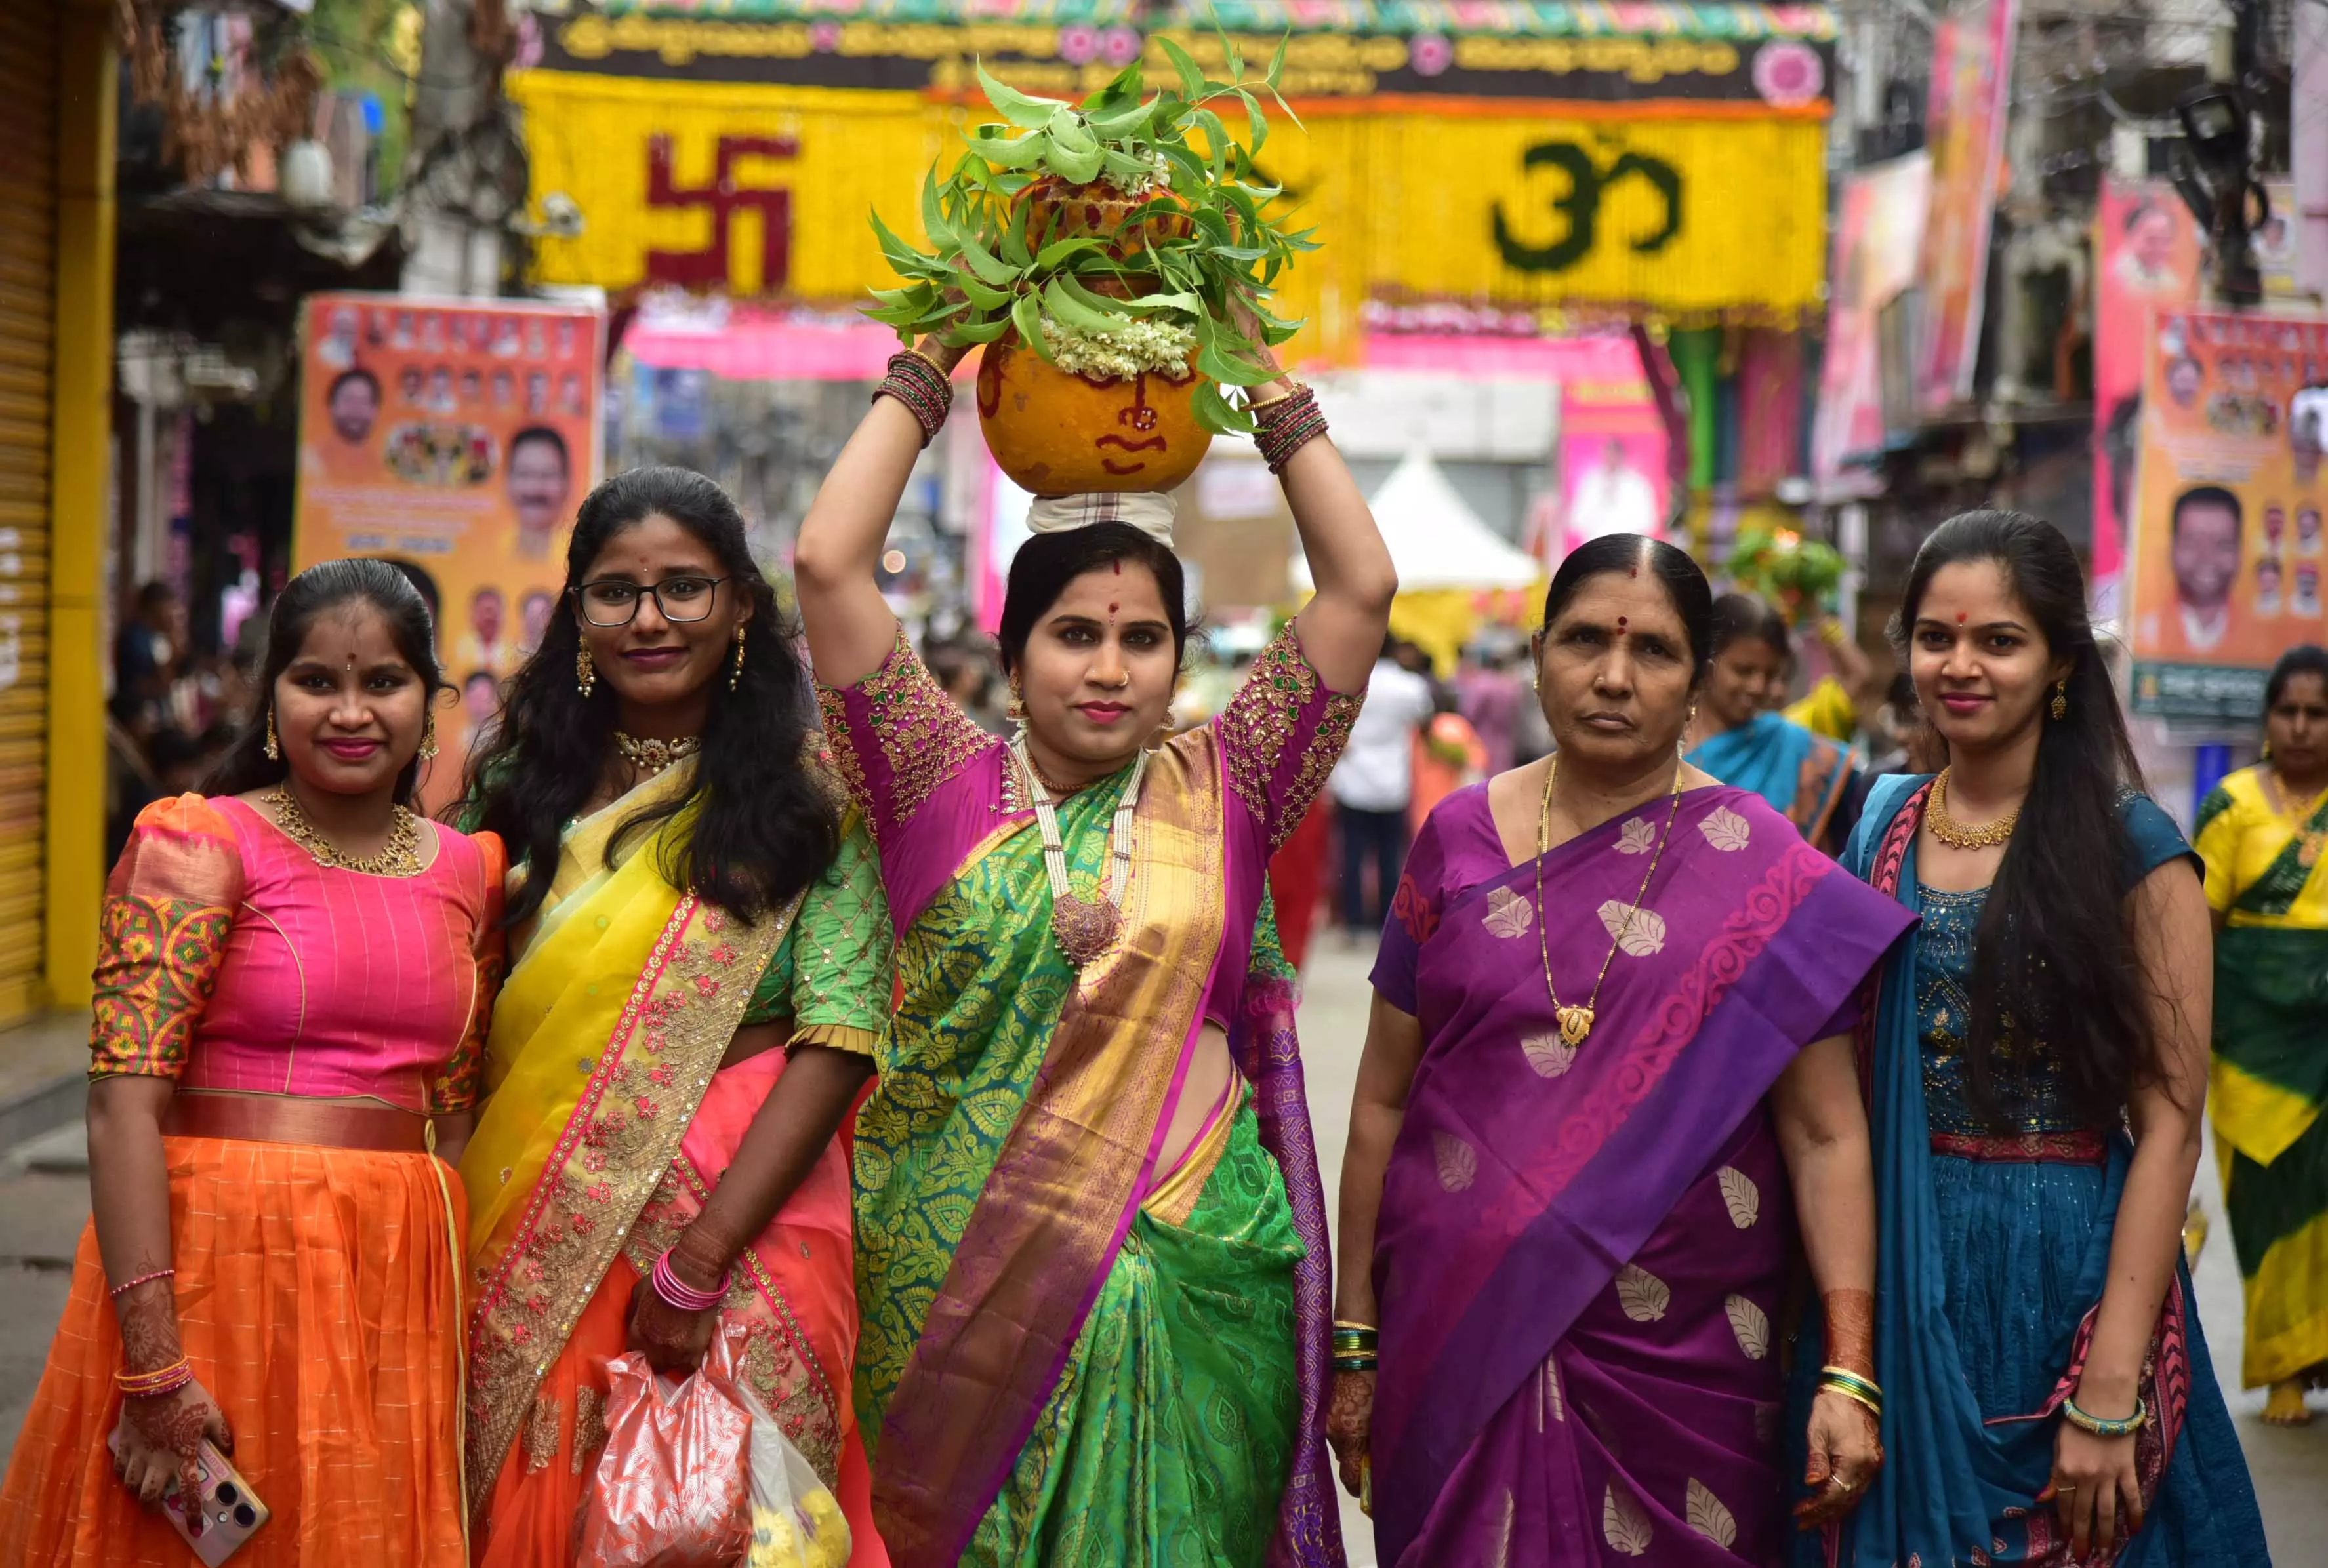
[457,468,893,1567]
[2197,643,2328,1424]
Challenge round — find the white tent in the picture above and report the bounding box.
[1292,448,1543,592]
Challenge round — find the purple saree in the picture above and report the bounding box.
[1368,783,1914,1567]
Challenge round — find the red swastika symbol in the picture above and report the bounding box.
[645,134,800,294]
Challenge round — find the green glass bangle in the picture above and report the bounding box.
[1332,1356,1379,1374]
[1818,1366,1883,1406]
[2061,1395,2148,1439]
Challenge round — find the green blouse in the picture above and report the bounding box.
[739,813,892,1054]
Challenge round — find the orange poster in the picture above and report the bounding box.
[291,293,605,803]
[2127,308,2328,717]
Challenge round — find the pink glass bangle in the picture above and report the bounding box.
[110,1267,175,1298]
[650,1248,730,1314]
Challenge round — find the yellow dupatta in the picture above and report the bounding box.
[459,761,800,1504]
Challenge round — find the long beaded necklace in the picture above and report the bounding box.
[1925,766,2022,851]
[1533,755,1683,1047]
[1010,736,1148,968]
[264,786,423,877]
[614,731,701,777]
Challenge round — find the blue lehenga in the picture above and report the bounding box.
[1791,774,2269,1567]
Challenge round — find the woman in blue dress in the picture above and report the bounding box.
[1795,510,2268,1567]
[1685,594,1854,850]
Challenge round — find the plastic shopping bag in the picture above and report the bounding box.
[573,1345,753,1568]
[735,1379,853,1568]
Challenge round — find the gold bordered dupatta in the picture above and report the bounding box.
[459,763,799,1506]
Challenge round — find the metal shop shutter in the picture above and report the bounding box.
[0,0,60,1021]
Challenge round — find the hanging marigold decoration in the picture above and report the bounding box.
[115,0,323,189]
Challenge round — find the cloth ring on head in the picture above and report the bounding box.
[1025,491,1179,546]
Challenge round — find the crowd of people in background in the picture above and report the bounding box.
[104,582,262,867]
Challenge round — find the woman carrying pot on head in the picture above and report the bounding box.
[0,561,500,1567]
[792,332,1396,1568]
[1686,595,1856,850]
[456,467,894,1566]
[1330,534,1914,1568]
[1804,512,2267,1568]
[2195,643,2328,1427]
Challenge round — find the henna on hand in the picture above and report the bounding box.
[113,1284,184,1376]
[624,1276,719,1375]
[1324,1369,1375,1499]
[113,1377,230,1514]
[1794,1389,1883,1528]
[1820,1287,1876,1380]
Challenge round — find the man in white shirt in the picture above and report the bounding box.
[1568,439,1662,546]
[1329,639,1436,939]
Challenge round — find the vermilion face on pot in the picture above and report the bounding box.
[977,337,1214,494]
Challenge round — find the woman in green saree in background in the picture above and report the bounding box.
[457,468,893,1567]
[792,329,1397,1568]
[2196,643,2328,1425]
[1687,594,1854,851]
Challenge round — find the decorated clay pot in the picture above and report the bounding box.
[1015,174,1193,256]
[976,176,1212,494]
[977,335,1213,494]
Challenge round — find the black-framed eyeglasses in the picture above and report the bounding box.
[571,576,730,626]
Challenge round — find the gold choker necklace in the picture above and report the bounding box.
[1926,767,2022,851]
[615,731,701,776]
[265,787,423,877]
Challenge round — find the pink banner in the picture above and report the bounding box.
[1812,153,1929,496]
[2092,180,2201,606]
[1914,0,2019,414]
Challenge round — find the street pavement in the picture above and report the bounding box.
[1,951,2321,1563]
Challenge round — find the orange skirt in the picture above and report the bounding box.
[0,1136,469,1567]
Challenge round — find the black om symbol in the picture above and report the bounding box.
[1492,141,1683,273]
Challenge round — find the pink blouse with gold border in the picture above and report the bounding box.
[89,794,506,1116]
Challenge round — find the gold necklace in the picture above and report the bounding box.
[1925,766,2022,851]
[1533,755,1684,1047]
[614,731,701,777]
[2268,767,2328,866]
[264,787,423,877]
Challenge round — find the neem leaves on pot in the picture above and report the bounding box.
[867,39,1312,446]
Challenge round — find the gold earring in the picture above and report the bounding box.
[577,644,597,698]
[2051,679,2068,721]
[263,707,280,761]
[417,714,439,761]
[1007,686,1027,735]
[729,624,747,693]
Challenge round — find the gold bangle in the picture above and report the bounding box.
[1246,376,1304,415]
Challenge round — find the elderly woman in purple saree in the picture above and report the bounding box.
[1332,536,1917,1568]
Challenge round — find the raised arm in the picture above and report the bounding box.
[793,344,961,687]
[1246,349,1398,693]
[2051,860,2212,1561]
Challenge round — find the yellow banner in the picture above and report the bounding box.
[508,70,1825,337]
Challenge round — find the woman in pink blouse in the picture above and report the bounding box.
[792,330,1397,1568]
[0,560,502,1568]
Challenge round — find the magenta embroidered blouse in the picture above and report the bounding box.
[817,622,1362,1013]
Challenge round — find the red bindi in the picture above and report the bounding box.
[1956,612,1967,625]
[1617,616,1629,629]
[1107,602,1118,614]
[1111,561,1122,575]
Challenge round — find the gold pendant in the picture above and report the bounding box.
[1556,1005,1595,1047]
[1051,893,1120,968]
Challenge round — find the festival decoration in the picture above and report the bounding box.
[867,47,1313,484]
